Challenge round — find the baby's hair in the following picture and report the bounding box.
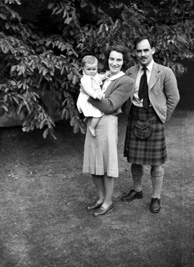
[81,55,98,68]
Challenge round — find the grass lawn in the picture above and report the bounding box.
[0,109,193,267]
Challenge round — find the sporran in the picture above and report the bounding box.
[133,117,155,140]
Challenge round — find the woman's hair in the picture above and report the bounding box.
[106,45,129,57]
[104,44,130,70]
[134,36,155,49]
[81,55,98,68]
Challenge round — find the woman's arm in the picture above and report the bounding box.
[88,76,135,114]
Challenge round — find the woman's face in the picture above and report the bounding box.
[108,50,123,75]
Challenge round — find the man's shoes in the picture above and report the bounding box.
[93,204,113,217]
[121,189,143,202]
[150,198,161,213]
[86,201,103,211]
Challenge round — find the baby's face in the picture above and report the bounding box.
[83,62,97,77]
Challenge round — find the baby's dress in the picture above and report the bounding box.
[77,73,105,117]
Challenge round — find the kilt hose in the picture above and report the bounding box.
[124,105,167,166]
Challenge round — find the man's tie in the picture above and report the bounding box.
[138,67,149,109]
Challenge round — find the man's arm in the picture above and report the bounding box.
[164,68,180,121]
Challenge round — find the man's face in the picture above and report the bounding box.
[135,39,155,67]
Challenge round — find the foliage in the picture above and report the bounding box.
[0,0,193,137]
[0,0,85,138]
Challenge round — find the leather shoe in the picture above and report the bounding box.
[93,204,113,217]
[121,189,143,202]
[86,201,102,211]
[150,198,161,213]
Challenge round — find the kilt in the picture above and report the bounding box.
[124,105,167,166]
[83,115,119,178]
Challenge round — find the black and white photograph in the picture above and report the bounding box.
[0,0,193,266]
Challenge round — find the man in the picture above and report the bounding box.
[122,36,180,213]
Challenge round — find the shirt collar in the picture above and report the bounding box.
[139,59,154,72]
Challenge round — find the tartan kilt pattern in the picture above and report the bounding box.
[124,105,167,165]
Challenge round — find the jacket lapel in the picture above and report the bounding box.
[105,80,116,97]
[104,74,125,97]
[127,62,160,91]
[149,63,160,91]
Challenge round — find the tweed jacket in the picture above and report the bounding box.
[126,62,180,123]
[88,75,135,115]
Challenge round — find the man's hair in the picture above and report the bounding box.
[81,55,98,68]
[134,36,155,49]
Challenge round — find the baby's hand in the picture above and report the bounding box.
[105,70,110,78]
[96,94,103,100]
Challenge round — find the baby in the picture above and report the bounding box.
[77,55,109,137]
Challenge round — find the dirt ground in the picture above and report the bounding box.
[0,107,193,267]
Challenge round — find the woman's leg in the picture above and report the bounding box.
[102,175,114,208]
[92,174,105,203]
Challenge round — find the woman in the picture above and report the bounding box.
[83,45,134,216]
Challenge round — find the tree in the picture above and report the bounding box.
[0,0,193,137]
[0,0,85,138]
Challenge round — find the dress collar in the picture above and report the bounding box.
[107,71,125,81]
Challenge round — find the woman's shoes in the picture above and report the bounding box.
[86,201,103,211]
[93,204,113,217]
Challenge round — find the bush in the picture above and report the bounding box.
[0,0,193,137]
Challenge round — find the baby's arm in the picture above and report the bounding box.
[98,71,110,81]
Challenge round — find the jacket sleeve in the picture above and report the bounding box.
[164,68,180,121]
[88,76,135,114]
